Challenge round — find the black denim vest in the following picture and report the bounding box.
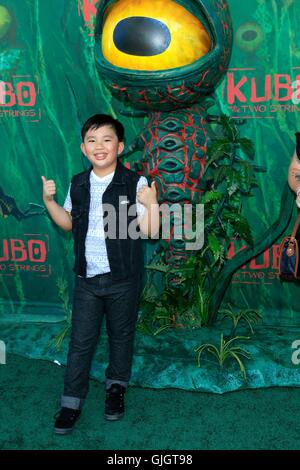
[70,160,144,280]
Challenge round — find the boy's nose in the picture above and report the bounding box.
[95,142,105,150]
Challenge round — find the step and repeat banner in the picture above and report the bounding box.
[0,0,300,325]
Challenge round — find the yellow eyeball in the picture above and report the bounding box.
[102,0,212,71]
[0,5,12,39]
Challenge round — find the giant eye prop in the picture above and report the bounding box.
[95,0,233,276]
[101,0,211,71]
[94,0,294,328]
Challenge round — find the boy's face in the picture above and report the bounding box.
[80,124,124,176]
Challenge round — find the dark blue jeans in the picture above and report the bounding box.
[61,273,142,410]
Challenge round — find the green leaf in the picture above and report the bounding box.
[237,137,255,159]
[213,165,234,185]
[220,114,238,142]
[201,190,223,204]
[153,324,173,336]
[237,161,255,192]
[225,213,254,246]
[206,140,231,159]
[208,234,222,261]
[229,351,248,379]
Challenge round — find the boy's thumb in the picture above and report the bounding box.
[41,175,46,184]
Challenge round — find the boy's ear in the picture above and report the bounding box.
[118,142,125,155]
[80,143,87,156]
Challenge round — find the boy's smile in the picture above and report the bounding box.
[81,125,124,177]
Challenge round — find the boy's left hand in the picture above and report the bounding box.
[137,181,158,209]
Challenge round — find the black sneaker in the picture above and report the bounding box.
[53,407,81,434]
[104,384,125,421]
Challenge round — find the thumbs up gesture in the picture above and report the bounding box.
[137,181,158,209]
[41,175,56,202]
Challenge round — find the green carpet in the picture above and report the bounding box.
[1,353,300,450]
[2,321,300,393]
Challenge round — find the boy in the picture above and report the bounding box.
[42,114,159,434]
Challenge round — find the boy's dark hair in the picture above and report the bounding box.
[81,114,125,142]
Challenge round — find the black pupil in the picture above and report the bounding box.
[113,17,171,56]
[242,30,258,42]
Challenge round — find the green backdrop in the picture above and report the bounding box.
[1,0,300,328]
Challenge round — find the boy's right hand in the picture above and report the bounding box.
[41,175,56,202]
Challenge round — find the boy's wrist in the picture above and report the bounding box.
[143,200,159,210]
[43,195,54,204]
